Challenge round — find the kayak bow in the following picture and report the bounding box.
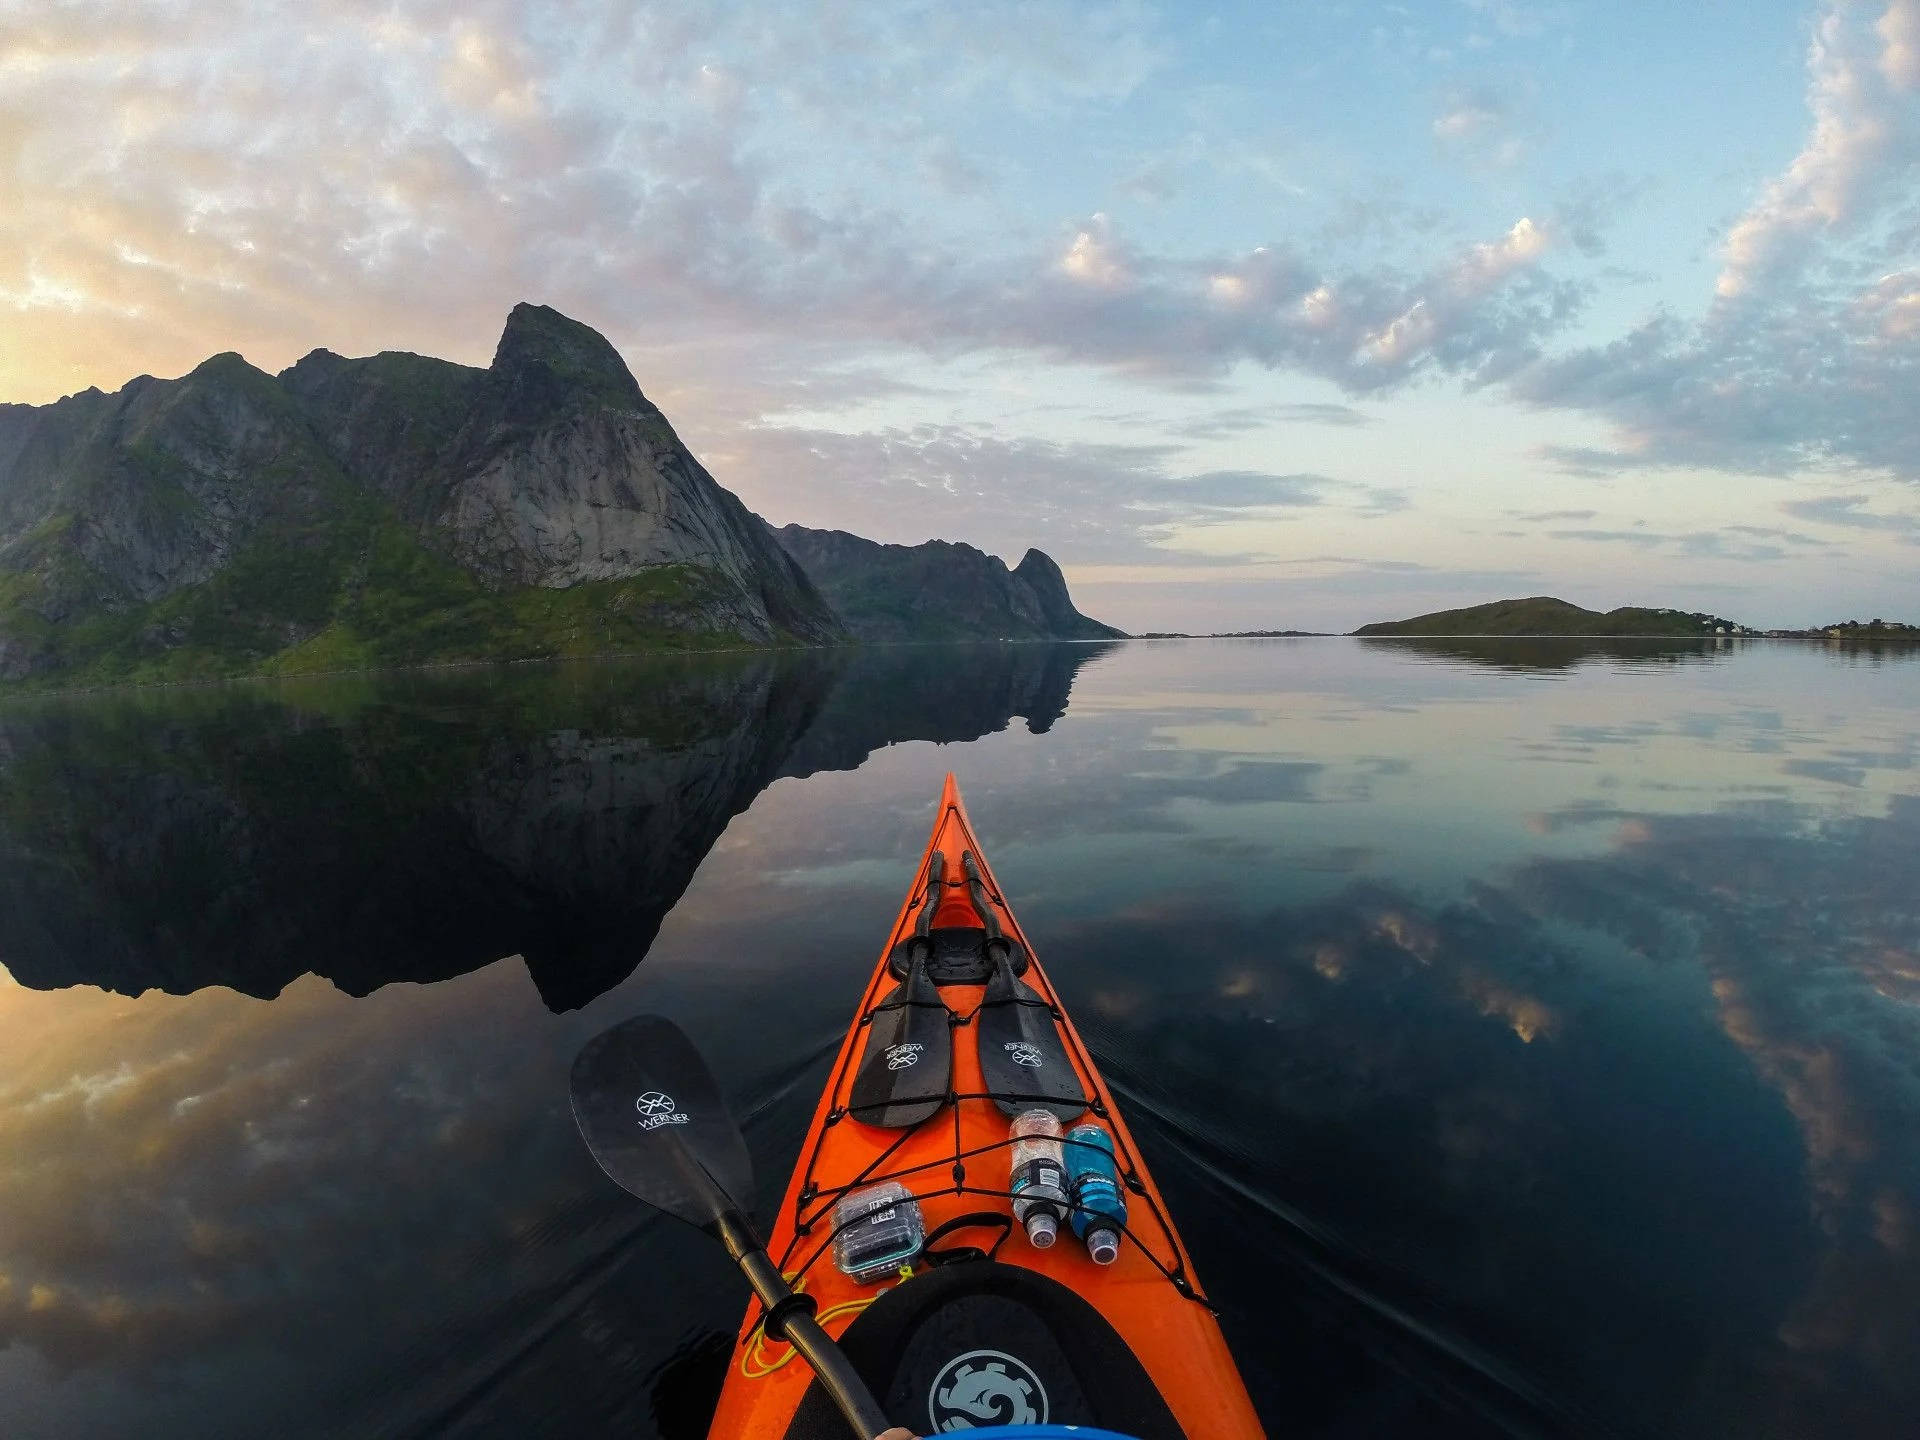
[708,774,1265,1438]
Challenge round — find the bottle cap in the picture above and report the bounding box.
[1025,1211,1059,1248]
[1013,1108,1062,1136]
[1086,1227,1119,1265]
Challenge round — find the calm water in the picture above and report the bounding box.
[2,638,1917,1439]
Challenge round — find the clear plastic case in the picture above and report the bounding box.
[831,1180,925,1284]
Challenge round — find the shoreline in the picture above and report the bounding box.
[5,630,1918,701]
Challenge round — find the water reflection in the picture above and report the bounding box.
[1361,635,1737,672]
[1503,800,1920,1438]
[0,638,1917,1439]
[0,643,1115,1011]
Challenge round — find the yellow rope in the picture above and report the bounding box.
[738,1267,913,1379]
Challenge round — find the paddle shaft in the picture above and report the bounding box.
[712,1210,892,1439]
[961,850,1013,959]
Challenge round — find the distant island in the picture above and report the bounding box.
[1353,597,1752,637]
[1773,618,1920,640]
[0,305,1121,687]
[1354,597,1919,639]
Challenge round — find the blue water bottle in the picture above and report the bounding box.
[1063,1123,1127,1265]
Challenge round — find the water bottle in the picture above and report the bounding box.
[1008,1110,1067,1248]
[1064,1123,1126,1265]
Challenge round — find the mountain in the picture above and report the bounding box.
[0,305,840,685]
[772,524,1124,641]
[1353,597,1749,637]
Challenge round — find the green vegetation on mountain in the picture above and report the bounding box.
[0,305,845,688]
[1353,597,1747,638]
[1,305,1118,689]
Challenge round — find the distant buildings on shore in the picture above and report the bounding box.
[1759,619,1920,640]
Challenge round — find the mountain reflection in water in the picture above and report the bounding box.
[0,643,1112,1010]
[1,637,1917,1440]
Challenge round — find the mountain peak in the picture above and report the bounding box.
[489,303,646,417]
[1012,548,1124,639]
[773,526,1125,642]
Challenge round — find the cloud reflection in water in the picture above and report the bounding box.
[0,637,1916,1438]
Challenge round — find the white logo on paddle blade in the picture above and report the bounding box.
[929,1349,1047,1432]
[886,1043,925,1071]
[1004,1042,1044,1068]
[634,1091,689,1131]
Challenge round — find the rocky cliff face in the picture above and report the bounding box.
[0,306,839,684]
[285,305,833,639]
[0,356,354,676]
[772,524,1123,641]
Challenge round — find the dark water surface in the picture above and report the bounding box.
[2,638,1917,1439]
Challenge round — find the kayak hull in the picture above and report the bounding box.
[707,774,1264,1439]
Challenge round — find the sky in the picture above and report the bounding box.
[2,0,1919,632]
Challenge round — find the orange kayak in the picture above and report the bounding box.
[708,773,1265,1438]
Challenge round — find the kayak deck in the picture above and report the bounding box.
[707,775,1264,1438]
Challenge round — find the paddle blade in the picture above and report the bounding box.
[849,954,952,1129]
[570,1015,754,1230]
[978,954,1086,1122]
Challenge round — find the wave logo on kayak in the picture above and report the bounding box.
[885,1043,925,1071]
[928,1349,1047,1431]
[1003,1042,1045,1068]
[634,1091,689,1131]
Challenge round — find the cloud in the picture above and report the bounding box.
[1142,470,1334,510]
[725,422,1360,562]
[1432,85,1530,167]
[1885,0,1920,84]
[1434,95,1504,142]
[963,213,1575,393]
[1455,217,1550,292]
[0,0,1581,417]
[1543,525,1832,561]
[0,1,1172,389]
[1273,402,1378,427]
[1781,493,1920,540]
[1513,2,1920,482]
[1170,402,1376,438]
[1716,1,1919,300]
[1060,214,1135,290]
[1356,486,1412,517]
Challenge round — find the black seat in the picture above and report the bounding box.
[888,925,1027,984]
[781,1260,1186,1438]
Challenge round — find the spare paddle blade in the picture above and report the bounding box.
[849,946,952,1128]
[977,949,1086,1123]
[570,1014,754,1231]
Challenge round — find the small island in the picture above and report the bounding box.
[1353,597,1752,637]
[1768,619,1920,640]
[1352,597,1919,640]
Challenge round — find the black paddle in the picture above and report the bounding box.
[848,850,952,1128]
[963,850,1087,1122]
[569,1015,893,1440]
